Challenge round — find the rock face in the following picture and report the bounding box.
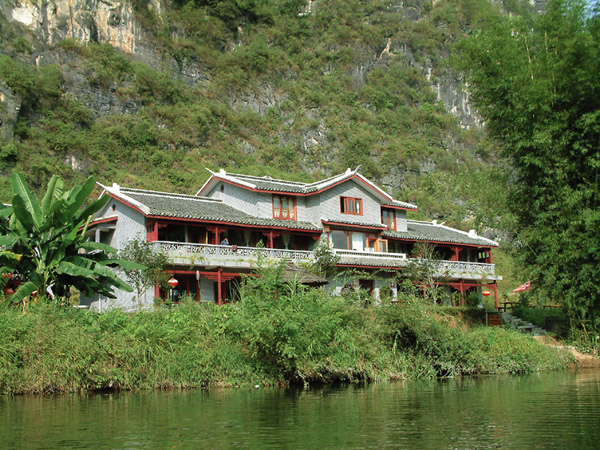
[0,80,20,142]
[0,0,482,125]
[0,0,485,190]
[2,0,156,54]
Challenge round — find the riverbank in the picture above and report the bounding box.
[0,284,575,395]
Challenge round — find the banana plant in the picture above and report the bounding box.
[0,173,142,304]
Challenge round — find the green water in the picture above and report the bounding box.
[1,370,599,449]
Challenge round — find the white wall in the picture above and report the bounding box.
[396,210,407,232]
[85,198,149,312]
[318,179,382,224]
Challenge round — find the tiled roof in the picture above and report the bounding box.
[104,186,321,231]
[198,169,418,210]
[383,221,499,247]
[336,254,406,268]
[382,200,419,210]
[204,169,356,194]
[321,218,387,229]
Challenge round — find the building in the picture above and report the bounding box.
[84,168,501,311]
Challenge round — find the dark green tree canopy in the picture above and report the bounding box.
[455,0,600,338]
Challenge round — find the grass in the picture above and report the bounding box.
[0,267,574,395]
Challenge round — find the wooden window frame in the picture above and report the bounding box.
[381,209,396,230]
[375,239,388,253]
[272,195,297,220]
[340,196,363,216]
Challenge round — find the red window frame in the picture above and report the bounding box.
[272,195,297,220]
[381,209,396,230]
[340,197,363,215]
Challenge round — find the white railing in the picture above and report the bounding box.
[153,241,496,276]
[430,260,496,275]
[334,249,407,260]
[154,241,313,262]
[405,259,496,276]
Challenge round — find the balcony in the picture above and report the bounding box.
[154,241,313,269]
[153,241,499,280]
[427,260,500,281]
[334,250,498,280]
[334,249,408,268]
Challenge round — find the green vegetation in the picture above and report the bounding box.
[0,0,518,230]
[119,239,170,310]
[455,0,600,345]
[0,174,139,307]
[513,306,567,336]
[0,263,572,395]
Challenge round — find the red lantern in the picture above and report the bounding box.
[482,290,491,297]
[168,278,179,288]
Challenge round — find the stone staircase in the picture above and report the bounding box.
[501,312,547,336]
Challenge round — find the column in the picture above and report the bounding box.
[492,283,499,311]
[217,268,222,306]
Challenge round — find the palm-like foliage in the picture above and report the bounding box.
[0,173,139,304]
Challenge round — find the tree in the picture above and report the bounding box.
[455,0,600,340]
[308,236,340,279]
[0,173,140,306]
[404,242,447,304]
[119,239,169,310]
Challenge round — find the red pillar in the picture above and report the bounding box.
[214,226,220,245]
[269,231,274,249]
[492,283,499,311]
[154,283,160,299]
[460,279,465,307]
[217,268,222,306]
[147,220,159,242]
[196,272,201,302]
[452,247,461,261]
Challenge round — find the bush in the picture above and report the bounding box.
[0,264,573,394]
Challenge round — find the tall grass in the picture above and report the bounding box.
[0,266,573,394]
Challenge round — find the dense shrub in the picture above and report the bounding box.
[0,263,573,394]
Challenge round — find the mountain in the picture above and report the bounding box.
[0,0,536,229]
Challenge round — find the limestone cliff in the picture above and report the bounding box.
[2,0,153,53]
[0,0,516,226]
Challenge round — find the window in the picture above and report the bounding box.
[272,195,297,220]
[381,209,396,230]
[376,239,388,253]
[340,197,363,215]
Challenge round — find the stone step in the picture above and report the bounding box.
[500,312,546,336]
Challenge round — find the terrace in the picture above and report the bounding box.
[154,241,498,280]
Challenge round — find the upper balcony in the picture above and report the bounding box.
[333,249,499,281]
[154,241,313,269]
[153,241,499,280]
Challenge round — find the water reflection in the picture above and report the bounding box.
[1,370,599,449]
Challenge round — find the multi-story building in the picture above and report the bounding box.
[84,168,501,311]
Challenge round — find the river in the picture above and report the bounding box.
[1,369,599,449]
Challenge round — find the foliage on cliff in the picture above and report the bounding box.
[455,0,600,342]
[0,0,528,229]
